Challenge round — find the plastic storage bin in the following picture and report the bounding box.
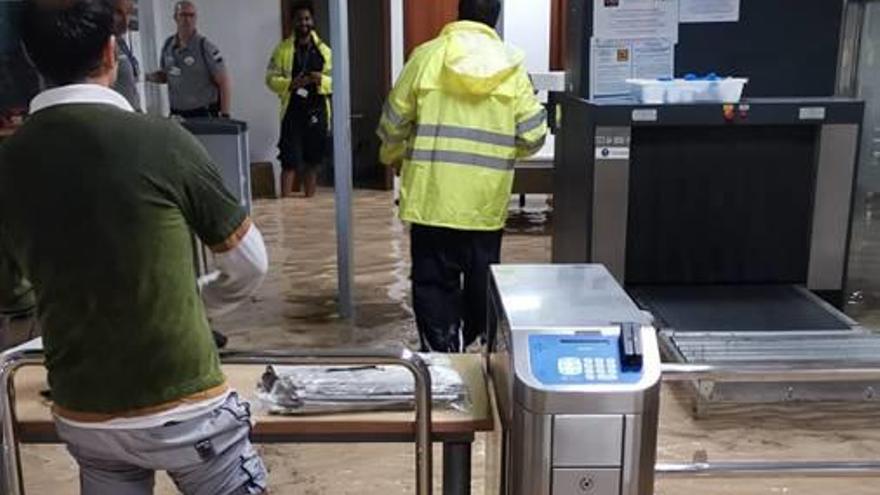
[626,77,748,104]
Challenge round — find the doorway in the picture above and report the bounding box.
[404,0,457,56]
[281,0,392,189]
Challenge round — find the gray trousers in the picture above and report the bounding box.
[55,392,268,495]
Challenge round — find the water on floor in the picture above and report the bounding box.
[15,190,880,493]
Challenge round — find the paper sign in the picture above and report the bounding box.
[591,38,633,98]
[680,0,739,23]
[632,38,674,80]
[590,38,674,99]
[594,0,679,42]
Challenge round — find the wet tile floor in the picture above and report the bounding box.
[17,190,880,494]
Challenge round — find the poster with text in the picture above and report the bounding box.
[680,0,739,23]
[591,38,633,98]
[594,0,679,42]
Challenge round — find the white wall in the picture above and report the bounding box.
[501,0,551,73]
[390,0,405,81]
[147,0,282,164]
[500,0,555,155]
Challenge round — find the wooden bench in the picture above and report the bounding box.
[2,348,492,495]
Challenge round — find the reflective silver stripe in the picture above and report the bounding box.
[377,125,408,144]
[516,109,547,136]
[382,102,407,127]
[517,133,547,153]
[409,149,515,171]
[416,125,515,148]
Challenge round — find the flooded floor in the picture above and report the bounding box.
[15,190,880,494]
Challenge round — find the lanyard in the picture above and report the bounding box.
[119,38,140,78]
[294,40,313,78]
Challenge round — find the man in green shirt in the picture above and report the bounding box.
[0,1,268,493]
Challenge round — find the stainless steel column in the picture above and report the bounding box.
[329,0,355,320]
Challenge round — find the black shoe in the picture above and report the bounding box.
[212,330,228,349]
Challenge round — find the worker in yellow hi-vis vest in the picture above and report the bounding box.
[377,0,548,353]
[266,0,333,198]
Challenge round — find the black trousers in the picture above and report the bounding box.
[410,224,503,353]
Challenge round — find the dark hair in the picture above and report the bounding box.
[459,0,501,27]
[291,0,314,17]
[21,0,114,85]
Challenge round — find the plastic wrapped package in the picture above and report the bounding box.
[256,355,470,415]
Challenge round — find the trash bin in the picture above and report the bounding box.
[181,118,252,213]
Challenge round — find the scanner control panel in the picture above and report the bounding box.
[529,324,645,386]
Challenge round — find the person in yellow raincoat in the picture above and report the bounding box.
[377,0,548,352]
[266,0,332,198]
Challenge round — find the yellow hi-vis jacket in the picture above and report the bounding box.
[265,31,333,117]
[377,21,547,231]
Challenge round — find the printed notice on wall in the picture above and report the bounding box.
[632,39,674,80]
[590,38,633,98]
[680,0,739,23]
[594,0,679,42]
[590,38,674,99]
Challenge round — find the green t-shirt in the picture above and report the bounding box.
[0,103,246,414]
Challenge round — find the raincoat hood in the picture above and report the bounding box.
[440,21,525,95]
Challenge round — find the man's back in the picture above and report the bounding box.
[0,97,243,414]
[378,20,547,232]
[376,10,548,353]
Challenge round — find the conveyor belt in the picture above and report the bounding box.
[663,331,880,363]
[628,285,851,333]
[630,285,880,407]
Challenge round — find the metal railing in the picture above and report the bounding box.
[657,460,880,479]
[0,348,433,495]
[657,362,880,479]
[662,361,880,383]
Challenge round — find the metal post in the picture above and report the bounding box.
[835,0,864,97]
[656,461,880,479]
[0,348,432,495]
[0,354,24,495]
[661,362,880,383]
[329,0,355,320]
[443,442,472,495]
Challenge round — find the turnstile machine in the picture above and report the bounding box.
[488,264,661,495]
